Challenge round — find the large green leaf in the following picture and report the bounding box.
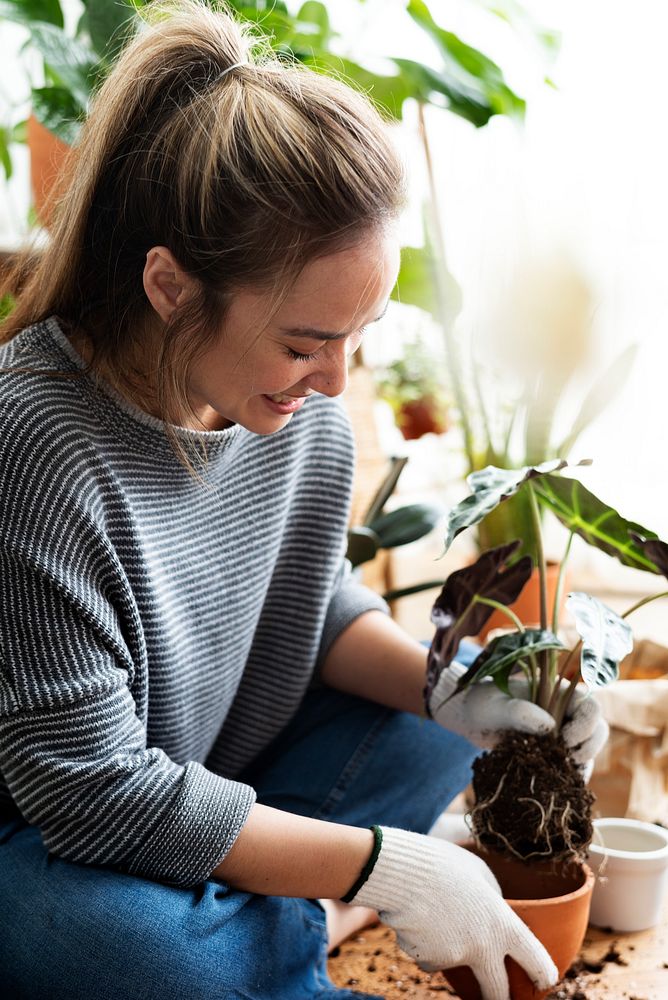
[82,0,139,62]
[535,475,661,573]
[452,627,565,696]
[407,0,525,119]
[443,460,566,552]
[0,125,12,179]
[31,85,84,145]
[0,0,64,29]
[391,244,462,323]
[567,592,633,688]
[369,503,441,549]
[29,23,99,108]
[425,541,532,703]
[391,57,498,128]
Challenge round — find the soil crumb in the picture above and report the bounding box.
[470,731,594,863]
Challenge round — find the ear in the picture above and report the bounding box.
[143,246,198,322]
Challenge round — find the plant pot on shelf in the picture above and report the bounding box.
[478,563,566,643]
[445,844,594,1000]
[27,114,71,226]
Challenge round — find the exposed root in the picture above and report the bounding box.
[469,730,595,865]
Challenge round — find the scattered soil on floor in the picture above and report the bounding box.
[328,924,643,999]
[470,731,594,864]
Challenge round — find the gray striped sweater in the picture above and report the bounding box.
[0,317,386,887]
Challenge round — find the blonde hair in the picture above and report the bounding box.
[1,0,405,459]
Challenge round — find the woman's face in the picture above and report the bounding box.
[186,228,400,434]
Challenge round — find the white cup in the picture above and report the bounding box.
[587,817,668,932]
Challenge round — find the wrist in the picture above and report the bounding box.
[341,825,383,903]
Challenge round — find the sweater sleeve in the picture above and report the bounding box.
[317,557,389,664]
[0,549,256,887]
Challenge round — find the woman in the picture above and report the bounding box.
[0,4,604,998]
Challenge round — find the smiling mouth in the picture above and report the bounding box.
[266,391,313,403]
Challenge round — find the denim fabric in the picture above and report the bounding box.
[0,686,478,1000]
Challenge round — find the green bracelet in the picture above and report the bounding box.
[340,825,383,903]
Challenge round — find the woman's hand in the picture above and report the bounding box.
[347,827,558,1000]
[429,663,609,765]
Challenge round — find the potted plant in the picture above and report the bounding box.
[424,458,668,998]
[376,337,450,441]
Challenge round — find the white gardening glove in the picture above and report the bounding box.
[429,664,609,767]
[428,661,554,749]
[348,827,558,1000]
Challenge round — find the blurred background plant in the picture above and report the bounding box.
[375,337,450,441]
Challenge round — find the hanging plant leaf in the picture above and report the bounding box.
[443,459,567,552]
[535,476,661,574]
[425,541,532,704]
[391,57,498,128]
[451,628,565,697]
[369,503,442,549]
[567,592,633,688]
[346,526,380,568]
[406,0,526,119]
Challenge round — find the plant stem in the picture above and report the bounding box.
[553,668,580,729]
[417,103,476,472]
[552,531,574,633]
[475,596,526,632]
[526,481,551,709]
[382,580,446,602]
[621,590,668,619]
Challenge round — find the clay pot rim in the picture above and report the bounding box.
[460,840,595,909]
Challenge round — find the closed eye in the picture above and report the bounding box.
[286,347,319,362]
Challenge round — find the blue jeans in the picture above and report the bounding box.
[0,686,478,999]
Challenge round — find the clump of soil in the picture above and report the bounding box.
[470,730,595,863]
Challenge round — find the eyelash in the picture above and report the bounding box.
[285,328,368,363]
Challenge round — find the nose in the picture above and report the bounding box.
[309,341,349,398]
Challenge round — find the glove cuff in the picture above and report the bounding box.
[348,826,431,911]
[427,660,469,717]
[340,825,383,903]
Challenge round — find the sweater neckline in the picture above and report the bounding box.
[39,316,245,461]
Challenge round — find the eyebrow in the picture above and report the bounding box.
[280,301,389,340]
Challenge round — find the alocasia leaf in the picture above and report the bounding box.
[629,533,668,581]
[451,628,565,697]
[443,460,568,552]
[567,592,633,688]
[536,476,660,573]
[425,541,532,704]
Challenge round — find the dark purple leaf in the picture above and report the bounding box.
[629,532,668,581]
[424,541,532,708]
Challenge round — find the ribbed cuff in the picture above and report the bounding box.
[340,825,383,903]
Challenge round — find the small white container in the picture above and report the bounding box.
[587,817,668,932]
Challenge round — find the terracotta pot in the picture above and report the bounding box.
[445,845,594,1000]
[27,113,71,226]
[478,563,566,643]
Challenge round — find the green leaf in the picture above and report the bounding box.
[567,592,633,688]
[30,86,83,145]
[0,126,12,179]
[535,475,661,574]
[407,0,526,120]
[82,0,139,62]
[0,0,64,29]
[11,119,28,143]
[392,57,498,128]
[294,1,331,49]
[629,534,668,581]
[346,526,380,568]
[391,244,462,323]
[28,23,99,109]
[557,344,638,458]
[369,503,442,549]
[443,460,567,552]
[426,541,532,703]
[303,53,413,120]
[453,628,565,695]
